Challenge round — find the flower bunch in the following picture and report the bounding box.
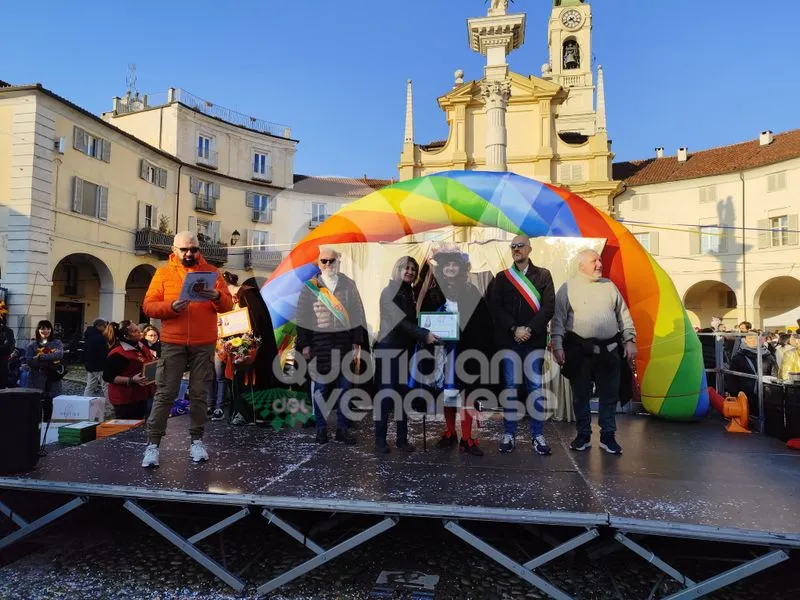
[220,332,261,367]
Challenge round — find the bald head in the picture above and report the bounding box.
[577,249,603,280]
[173,230,200,267]
[510,235,531,267]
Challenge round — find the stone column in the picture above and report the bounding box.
[481,79,512,172]
[99,289,127,323]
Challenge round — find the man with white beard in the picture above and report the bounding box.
[296,247,368,445]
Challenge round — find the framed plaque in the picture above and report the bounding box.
[142,360,158,383]
[419,312,460,341]
[218,308,252,338]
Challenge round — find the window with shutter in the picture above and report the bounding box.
[101,139,111,162]
[768,172,787,193]
[689,227,701,255]
[633,232,650,252]
[98,186,108,220]
[788,214,799,246]
[650,232,660,255]
[73,127,88,153]
[72,177,83,213]
[699,186,716,204]
[632,195,649,211]
[757,218,771,249]
[212,182,220,199]
[158,168,168,188]
[769,215,790,247]
[189,176,200,194]
[139,159,149,181]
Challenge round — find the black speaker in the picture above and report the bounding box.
[0,388,43,474]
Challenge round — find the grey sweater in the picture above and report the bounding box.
[551,273,636,351]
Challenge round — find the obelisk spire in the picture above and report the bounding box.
[597,65,607,132]
[403,79,414,145]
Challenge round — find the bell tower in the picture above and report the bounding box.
[547,0,596,134]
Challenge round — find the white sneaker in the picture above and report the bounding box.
[189,440,209,463]
[142,443,160,468]
[499,433,515,453]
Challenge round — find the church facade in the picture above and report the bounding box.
[399,0,618,212]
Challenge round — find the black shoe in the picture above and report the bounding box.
[600,435,623,455]
[396,441,415,453]
[434,433,458,449]
[315,429,329,444]
[459,438,484,457]
[569,434,591,451]
[335,428,357,445]
[375,440,390,454]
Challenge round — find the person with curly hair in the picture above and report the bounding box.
[415,247,493,456]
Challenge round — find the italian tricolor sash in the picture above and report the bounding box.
[304,278,351,328]
[503,265,542,313]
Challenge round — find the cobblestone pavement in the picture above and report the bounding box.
[1,494,798,600]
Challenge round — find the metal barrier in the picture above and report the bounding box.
[697,332,781,432]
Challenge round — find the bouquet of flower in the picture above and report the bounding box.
[36,343,67,381]
[219,332,261,369]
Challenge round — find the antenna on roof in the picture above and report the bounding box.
[126,63,138,97]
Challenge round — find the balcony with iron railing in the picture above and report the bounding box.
[309,215,327,229]
[252,209,273,224]
[195,193,216,214]
[112,88,293,139]
[196,150,219,169]
[244,249,284,271]
[252,168,273,182]
[134,228,228,266]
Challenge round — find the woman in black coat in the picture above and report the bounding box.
[373,256,438,453]
[415,249,494,456]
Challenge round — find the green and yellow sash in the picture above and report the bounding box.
[304,277,351,328]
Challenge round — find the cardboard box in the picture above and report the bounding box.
[40,422,70,446]
[52,395,105,422]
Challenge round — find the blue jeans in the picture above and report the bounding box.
[500,345,545,437]
[572,349,620,437]
[312,372,351,432]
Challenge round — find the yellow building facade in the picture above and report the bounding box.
[399,0,618,211]
[0,83,299,342]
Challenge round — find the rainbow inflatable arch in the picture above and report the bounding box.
[263,171,709,421]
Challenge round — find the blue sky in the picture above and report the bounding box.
[2,0,797,179]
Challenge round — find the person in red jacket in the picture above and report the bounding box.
[141,231,233,467]
[103,320,155,419]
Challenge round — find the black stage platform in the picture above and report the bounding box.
[1,413,798,599]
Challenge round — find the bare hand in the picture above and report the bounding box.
[131,373,148,386]
[426,332,440,345]
[313,301,331,329]
[196,288,220,301]
[624,341,637,364]
[553,349,566,365]
[172,299,190,312]
[514,326,531,343]
[302,347,311,361]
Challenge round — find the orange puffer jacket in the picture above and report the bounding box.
[143,254,233,346]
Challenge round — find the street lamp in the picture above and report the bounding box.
[230,230,241,246]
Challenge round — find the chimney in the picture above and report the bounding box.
[759,130,774,146]
[678,147,688,162]
[112,96,120,113]
[167,87,176,103]
[655,147,664,159]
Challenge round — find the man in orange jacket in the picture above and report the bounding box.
[141,231,233,467]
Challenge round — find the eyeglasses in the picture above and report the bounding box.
[178,247,201,254]
[320,258,337,265]
[510,243,529,250]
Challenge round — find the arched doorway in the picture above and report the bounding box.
[755,276,800,328]
[683,281,738,329]
[125,264,156,324]
[52,254,115,344]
